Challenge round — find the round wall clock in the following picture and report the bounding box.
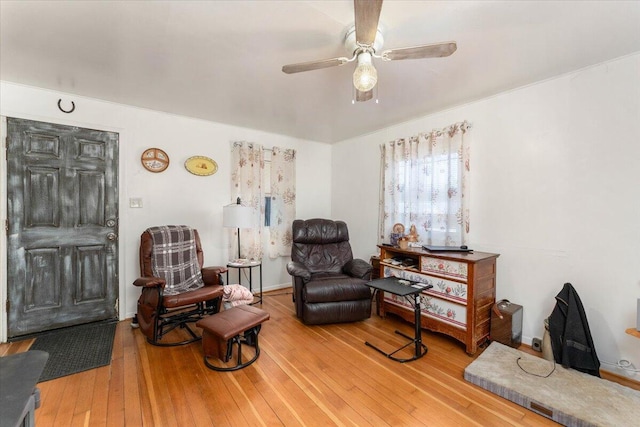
[185,156,218,176]
[141,148,170,173]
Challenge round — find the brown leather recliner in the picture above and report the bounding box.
[286,219,373,325]
[133,226,227,346]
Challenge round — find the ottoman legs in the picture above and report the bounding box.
[196,305,269,372]
[203,325,262,372]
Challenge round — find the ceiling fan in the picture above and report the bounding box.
[282,0,457,102]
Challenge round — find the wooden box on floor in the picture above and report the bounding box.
[490,300,523,348]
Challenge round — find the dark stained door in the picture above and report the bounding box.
[6,118,119,338]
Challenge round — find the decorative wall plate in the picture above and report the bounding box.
[141,148,170,173]
[185,156,218,176]
[392,223,405,234]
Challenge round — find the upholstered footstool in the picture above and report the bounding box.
[196,304,270,371]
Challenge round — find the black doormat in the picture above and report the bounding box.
[28,320,117,382]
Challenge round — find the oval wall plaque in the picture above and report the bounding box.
[184,156,218,176]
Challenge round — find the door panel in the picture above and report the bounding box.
[26,167,61,226]
[6,118,119,338]
[25,247,61,310]
[76,245,107,302]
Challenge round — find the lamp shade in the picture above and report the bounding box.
[223,203,253,229]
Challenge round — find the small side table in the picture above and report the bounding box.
[226,261,263,304]
[365,276,433,362]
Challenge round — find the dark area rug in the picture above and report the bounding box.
[28,320,117,382]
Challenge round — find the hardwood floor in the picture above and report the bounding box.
[1,289,634,426]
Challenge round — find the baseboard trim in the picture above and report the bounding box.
[262,283,292,293]
[518,342,640,391]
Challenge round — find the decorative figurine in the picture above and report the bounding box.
[407,224,419,242]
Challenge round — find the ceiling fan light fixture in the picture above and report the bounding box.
[281,1,456,103]
[353,52,377,92]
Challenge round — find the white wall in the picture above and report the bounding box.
[0,81,332,340]
[2,53,638,377]
[333,53,640,376]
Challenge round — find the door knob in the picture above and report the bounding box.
[106,219,116,227]
[107,233,118,241]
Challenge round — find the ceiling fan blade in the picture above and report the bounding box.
[282,57,349,74]
[355,89,373,102]
[354,0,383,46]
[382,42,457,61]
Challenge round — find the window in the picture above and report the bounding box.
[263,153,271,227]
[267,147,296,258]
[379,122,471,247]
[230,144,296,259]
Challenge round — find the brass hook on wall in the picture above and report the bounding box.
[57,98,75,114]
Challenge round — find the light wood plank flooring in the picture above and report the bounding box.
[1,289,635,426]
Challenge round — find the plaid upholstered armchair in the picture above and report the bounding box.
[133,225,227,346]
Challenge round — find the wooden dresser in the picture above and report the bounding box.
[378,245,499,354]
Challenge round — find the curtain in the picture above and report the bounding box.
[230,141,264,260]
[379,121,471,247]
[268,147,296,258]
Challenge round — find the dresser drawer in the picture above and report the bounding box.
[421,256,468,281]
[383,266,467,303]
[422,295,467,329]
[384,293,467,329]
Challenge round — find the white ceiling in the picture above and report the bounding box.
[1,1,639,143]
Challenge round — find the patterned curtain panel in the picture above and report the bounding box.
[230,141,264,260]
[268,147,296,258]
[379,121,471,247]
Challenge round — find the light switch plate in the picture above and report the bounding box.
[129,198,143,208]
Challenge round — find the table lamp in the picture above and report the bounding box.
[223,197,253,260]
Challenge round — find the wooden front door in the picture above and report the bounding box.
[6,118,119,338]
